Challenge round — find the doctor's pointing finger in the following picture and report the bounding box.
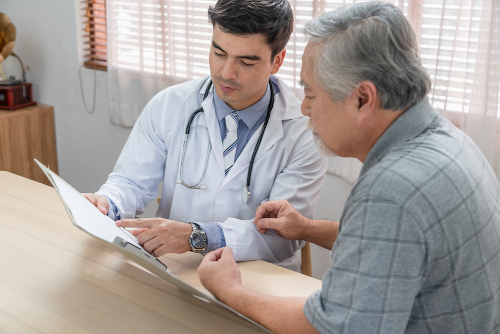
[116,218,192,256]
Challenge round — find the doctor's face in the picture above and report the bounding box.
[209,24,284,111]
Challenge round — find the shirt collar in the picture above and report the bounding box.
[213,83,271,129]
[360,97,440,176]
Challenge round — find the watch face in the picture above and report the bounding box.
[192,233,207,249]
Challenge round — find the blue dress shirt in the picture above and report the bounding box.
[106,80,278,254]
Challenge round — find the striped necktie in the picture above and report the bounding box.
[223,112,240,176]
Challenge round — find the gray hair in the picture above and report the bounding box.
[304,1,431,110]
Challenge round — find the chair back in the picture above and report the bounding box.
[301,242,313,276]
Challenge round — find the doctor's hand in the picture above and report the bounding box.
[82,193,109,215]
[254,200,312,241]
[197,247,242,300]
[116,218,192,256]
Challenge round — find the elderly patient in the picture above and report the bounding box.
[196,2,500,333]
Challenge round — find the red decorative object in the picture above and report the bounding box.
[0,82,36,110]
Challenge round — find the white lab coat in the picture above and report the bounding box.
[97,75,327,271]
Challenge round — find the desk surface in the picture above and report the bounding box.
[0,171,322,333]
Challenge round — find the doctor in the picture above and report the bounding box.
[83,0,326,271]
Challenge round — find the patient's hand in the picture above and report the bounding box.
[254,200,312,241]
[82,193,110,215]
[198,247,242,300]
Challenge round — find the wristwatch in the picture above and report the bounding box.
[189,223,207,252]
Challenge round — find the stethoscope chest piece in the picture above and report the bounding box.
[242,186,250,203]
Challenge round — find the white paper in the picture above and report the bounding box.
[50,171,143,249]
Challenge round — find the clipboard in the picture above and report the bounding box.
[34,159,270,333]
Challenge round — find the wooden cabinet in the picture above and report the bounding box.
[0,104,58,186]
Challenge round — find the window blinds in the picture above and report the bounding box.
[107,0,214,81]
[418,0,483,125]
[83,0,108,70]
[105,0,498,117]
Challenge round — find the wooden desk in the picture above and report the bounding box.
[0,172,322,334]
[0,104,58,186]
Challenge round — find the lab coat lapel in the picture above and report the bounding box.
[221,98,284,188]
[200,91,225,177]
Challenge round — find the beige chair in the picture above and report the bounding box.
[157,196,313,277]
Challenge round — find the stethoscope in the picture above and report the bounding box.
[177,78,275,203]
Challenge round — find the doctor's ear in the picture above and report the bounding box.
[354,81,378,121]
[271,49,286,74]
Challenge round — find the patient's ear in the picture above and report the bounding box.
[354,81,378,123]
[354,81,380,118]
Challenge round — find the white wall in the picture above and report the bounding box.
[2,0,158,217]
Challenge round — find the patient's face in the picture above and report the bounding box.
[300,43,358,158]
[209,24,283,111]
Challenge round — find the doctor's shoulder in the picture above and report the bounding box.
[270,83,316,148]
[139,77,208,123]
[277,119,324,170]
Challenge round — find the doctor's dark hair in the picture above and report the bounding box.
[208,0,294,62]
[305,1,431,111]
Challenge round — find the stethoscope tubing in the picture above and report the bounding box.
[247,81,274,187]
[179,78,275,195]
[179,82,214,189]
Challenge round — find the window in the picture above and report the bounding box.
[107,0,214,84]
[415,0,483,128]
[106,0,498,118]
[83,0,107,71]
